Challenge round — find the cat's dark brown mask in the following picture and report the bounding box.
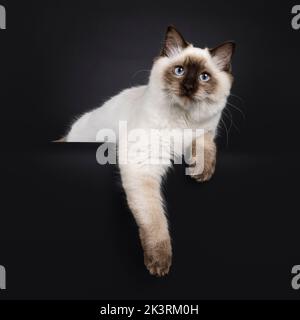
[158,26,235,105]
[163,55,219,101]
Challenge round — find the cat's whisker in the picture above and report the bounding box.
[223,108,240,133]
[222,109,233,134]
[131,69,151,80]
[219,117,229,147]
[226,101,246,119]
[230,93,245,104]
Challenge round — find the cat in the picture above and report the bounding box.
[65,26,235,276]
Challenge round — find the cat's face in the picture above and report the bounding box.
[153,26,235,109]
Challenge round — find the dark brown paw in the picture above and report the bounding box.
[189,160,216,182]
[144,239,172,277]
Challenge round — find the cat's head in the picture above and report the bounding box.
[152,26,235,109]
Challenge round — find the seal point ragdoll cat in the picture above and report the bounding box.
[64,26,235,276]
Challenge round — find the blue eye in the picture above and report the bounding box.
[174,66,185,76]
[199,73,210,82]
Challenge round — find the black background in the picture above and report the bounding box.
[0,0,300,299]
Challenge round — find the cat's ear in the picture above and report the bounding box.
[209,41,236,72]
[160,26,189,57]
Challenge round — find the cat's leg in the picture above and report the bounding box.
[119,163,172,277]
[189,132,217,182]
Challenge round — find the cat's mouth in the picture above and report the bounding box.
[175,94,199,108]
[164,88,200,106]
[180,93,196,101]
[178,92,202,105]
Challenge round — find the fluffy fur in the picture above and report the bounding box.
[65,26,235,276]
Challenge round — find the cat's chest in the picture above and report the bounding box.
[134,100,221,133]
[151,111,219,131]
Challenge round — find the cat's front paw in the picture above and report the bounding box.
[189,157,216,182]
[144,239,172,277]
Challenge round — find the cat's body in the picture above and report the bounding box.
[65,26,235,276]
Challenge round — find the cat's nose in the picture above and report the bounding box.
[184,83,193,90]
[182,83,195,95]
